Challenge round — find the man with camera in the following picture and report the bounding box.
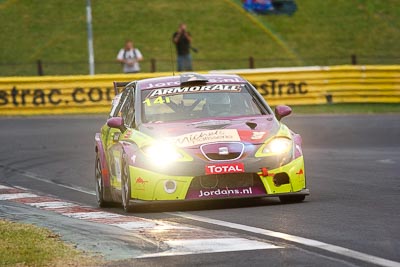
[172,23,195,71]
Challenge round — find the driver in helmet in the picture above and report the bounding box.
[204,93,232,116]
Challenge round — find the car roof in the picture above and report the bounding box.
[137,74,247,90]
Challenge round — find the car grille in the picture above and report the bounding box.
[200,142,244,161]
[189,173,262,190]
[203,152,242,161]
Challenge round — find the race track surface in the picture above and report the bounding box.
[0,114,399,266]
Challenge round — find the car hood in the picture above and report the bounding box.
[138,115,280,148]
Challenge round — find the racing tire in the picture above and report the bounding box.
[95,153,112,208]
[121,159,134,212]
[279,195,306,204]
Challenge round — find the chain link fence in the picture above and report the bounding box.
[1,55,399,76]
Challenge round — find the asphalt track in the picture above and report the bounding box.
[0,114,399,266]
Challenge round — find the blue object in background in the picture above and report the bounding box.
[243,0,273,13]
[242,0,297,16]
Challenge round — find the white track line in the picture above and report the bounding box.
[168,212,400,267]
[15,169,96,195]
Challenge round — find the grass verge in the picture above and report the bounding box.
[0,219,101,267]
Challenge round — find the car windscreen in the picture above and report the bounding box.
[140,84,267,123]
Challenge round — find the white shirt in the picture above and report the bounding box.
[117,48,143,73]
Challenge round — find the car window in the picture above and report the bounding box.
[140,84,267,123]
[109,93,122,118]
[109,88,129,118]
[120,89,135,127]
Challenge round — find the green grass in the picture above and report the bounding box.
[286,103,400,114]
[0,219,101,266]
[0,0,399,76]
[253,0,400,66]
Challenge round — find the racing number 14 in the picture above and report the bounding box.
[143,96,170,106]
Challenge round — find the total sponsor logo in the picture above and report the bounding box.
[205,163,244,175]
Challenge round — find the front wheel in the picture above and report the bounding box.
[121,159,134,212]
[279,195,306,204]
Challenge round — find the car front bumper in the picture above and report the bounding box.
[128,156,307,201]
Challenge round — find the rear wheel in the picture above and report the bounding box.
[279,195,306,204]
[95,153,112,207]
[121,159,134,212]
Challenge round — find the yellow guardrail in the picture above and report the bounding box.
[0,65,399,115]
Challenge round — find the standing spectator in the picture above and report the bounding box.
[172,23,193,71]
[116,40,143,73]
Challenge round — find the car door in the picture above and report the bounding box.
[105,86,135,191]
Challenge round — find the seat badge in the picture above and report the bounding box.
[218,147,229,155]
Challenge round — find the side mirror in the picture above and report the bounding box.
[275,105,292,121]
[107,117,126,132]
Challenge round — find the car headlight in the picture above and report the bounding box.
[262,137,292,154]
[142,142,183,165]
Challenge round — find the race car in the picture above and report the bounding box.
[94,73,309,211]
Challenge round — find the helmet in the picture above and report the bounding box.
[204,93,231,116]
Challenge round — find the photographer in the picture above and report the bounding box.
[172,23,193,71]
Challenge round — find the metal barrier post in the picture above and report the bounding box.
[249,56,255,69]
[351,54,357,65]
[151,58,156,73]
[37,60,44,76]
